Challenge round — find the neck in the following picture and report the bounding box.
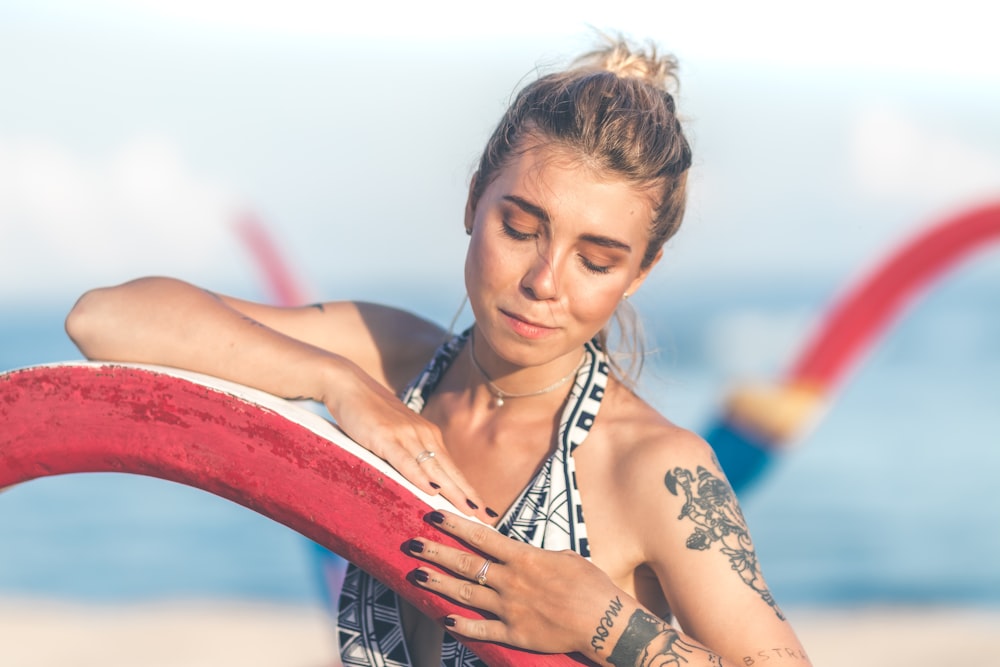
[468,330,584,409]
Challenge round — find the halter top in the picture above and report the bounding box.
[336,329,611,667]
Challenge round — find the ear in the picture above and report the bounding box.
[624,248,663,298]
[464,172,479,235]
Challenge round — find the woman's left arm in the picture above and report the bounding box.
[638,431,812,666]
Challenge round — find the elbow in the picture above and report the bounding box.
[65,287,110,359]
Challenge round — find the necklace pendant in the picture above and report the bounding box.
[494,395,505,408]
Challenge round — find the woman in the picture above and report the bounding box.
[66,37,811,667]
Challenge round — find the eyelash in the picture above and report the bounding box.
[501,219,535,241]
[502,218,612,275]
[580,256,612,275]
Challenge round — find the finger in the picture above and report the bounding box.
[419,449,496,521]
[412,564,501,618]
[407,537,502,588]
[426,510,522,563]
[390,439,491,521]
[441,615,509,645]
[384,419,494,522]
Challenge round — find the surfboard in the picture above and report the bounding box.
[0,362,586,666]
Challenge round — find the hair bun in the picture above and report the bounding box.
[573,34,681,94]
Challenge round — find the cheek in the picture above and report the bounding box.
[567,281,625,322]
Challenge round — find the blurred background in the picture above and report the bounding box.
[1,0,998,665]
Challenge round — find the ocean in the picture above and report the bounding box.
[1,272,998,609]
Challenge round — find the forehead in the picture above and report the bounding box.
[486,142,658,224]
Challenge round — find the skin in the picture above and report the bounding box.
[65,142,811,667]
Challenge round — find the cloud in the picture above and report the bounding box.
[0,135,245,303]
[850,103,1000,209]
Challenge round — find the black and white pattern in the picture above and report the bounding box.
[338,329,610,667]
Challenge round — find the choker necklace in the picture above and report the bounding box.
[468,332,583,408]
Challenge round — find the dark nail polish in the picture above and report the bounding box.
[408,539,424,553]
[486,507,499,518]
[444,617,456,627]
[427,511,445,524]
[414,570,429,583]
[429,482,441,490]
[466,499,479,510]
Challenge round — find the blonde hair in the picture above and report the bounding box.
[471,35,692,384]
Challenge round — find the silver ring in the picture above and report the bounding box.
[415,450,436,465]
[474,558,491,586]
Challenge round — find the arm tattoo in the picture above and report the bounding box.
[665,466,785,620]
[743,647,810,664]
[608,610,722,667]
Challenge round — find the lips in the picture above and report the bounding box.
[500,309,558,339]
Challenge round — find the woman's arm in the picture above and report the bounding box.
[632,430,811,666]
[65,276,490,519]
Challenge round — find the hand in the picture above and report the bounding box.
[407,510,626,657]
[323,363,493,522]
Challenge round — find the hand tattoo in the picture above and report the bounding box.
[608,610,721,667]
[665,466,785,620]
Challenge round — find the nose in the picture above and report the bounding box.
[520,246,558,301]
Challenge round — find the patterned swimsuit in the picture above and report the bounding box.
[336,329,610,667]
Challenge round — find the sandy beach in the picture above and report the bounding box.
[2,599,998,666]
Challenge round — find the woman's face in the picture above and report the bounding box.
[464,142,661,370]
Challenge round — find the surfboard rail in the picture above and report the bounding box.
[0,362,589,666]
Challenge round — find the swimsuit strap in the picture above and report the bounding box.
[399,328,471,413]
[494,337,609,557]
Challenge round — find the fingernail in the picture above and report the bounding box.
[466,499,479,510]
[444,617,456,627]
[414,570,429,583]
[407,539,424,553]
[427,511,445,524]
[429,482,441,490]
[486,507,499,518]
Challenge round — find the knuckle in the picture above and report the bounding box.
[456,552,477,573]
[468,525,492,546]
[472,621,490,640]
[459,582,476,602]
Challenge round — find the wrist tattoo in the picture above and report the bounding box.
[590,596,624,652]
[665,465,785,620]
[607,610,720,667]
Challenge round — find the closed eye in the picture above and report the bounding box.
[501,218,537,241]
[579,254,613,274]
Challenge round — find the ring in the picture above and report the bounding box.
[415,450,436,465]
[474,558,491,586]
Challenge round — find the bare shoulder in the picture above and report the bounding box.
[599,382,721,492]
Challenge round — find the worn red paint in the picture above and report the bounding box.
[0,363,590,667]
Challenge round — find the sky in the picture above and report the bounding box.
[1,0,999,310]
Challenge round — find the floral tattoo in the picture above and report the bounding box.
[664,466,785,620]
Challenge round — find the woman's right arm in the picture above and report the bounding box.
[64,276,489,518]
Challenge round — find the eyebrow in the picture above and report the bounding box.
[503,195,550,223]
[503,195,633,253]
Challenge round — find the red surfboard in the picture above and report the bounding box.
[0,362,588,667]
